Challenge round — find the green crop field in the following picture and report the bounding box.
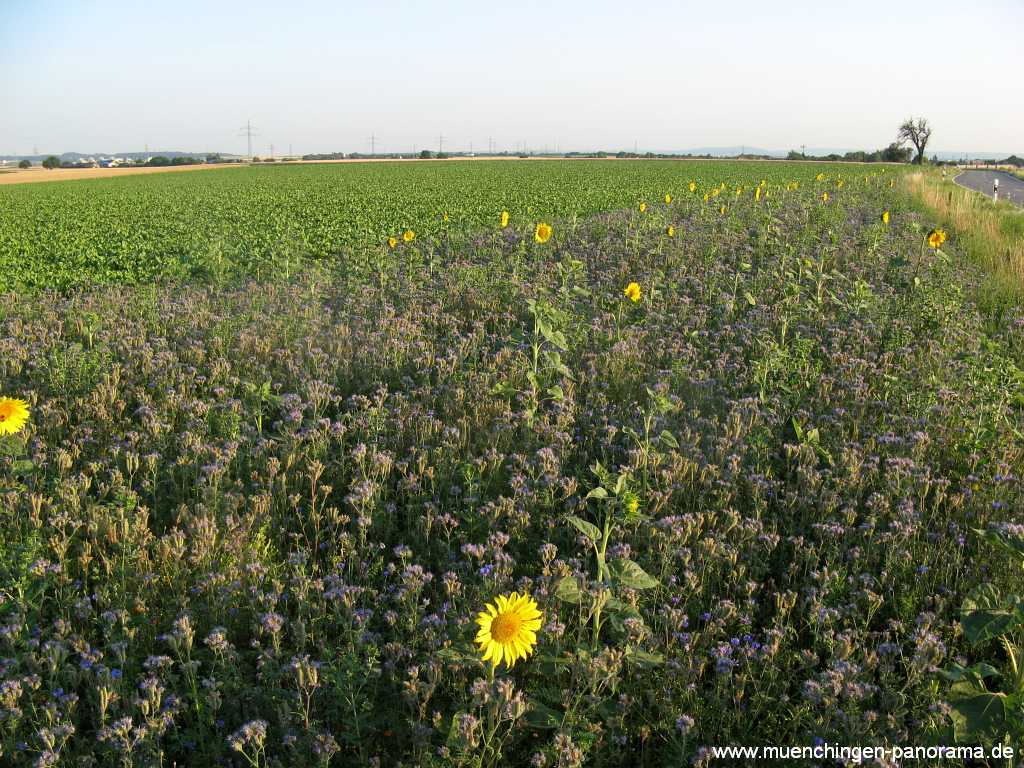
[2,159,1024,767]
[0,159,887,289]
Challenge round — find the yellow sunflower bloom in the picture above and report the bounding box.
[703,193,709,203]
[720,204,727,215]
[402,229,415,243]
[0,397,30,436]
[666,225,675,237]
[689,182,697,193]
[821,192,829,203]
[534,222,553,244]
[881,211,890,225]
[664,193,672,204]
[638,202,647,213]
[500,210,510,228]
[816,173,825,182]
[475,592,543,669]
[442,213,450,223]
[755,187,762,201]
[624,282,641,302]
[387,236,398,249]
[927,228,947,249]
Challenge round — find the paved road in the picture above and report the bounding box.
[954,169,1024,207]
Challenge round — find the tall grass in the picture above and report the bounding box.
[903,171,1024,309]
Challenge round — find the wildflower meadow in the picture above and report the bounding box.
[1,160,1023,766]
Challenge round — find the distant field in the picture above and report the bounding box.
[0,159,899,288]
[0,161,247,185]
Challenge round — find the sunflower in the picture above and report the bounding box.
[702,193,709,203]
[624,282,641,302]
[387,236,398,249]
[837,180,845,189]
[719,204,727,215]
[638,202,647,213]
[442,213,450,223]
[689,182,697,193]
[881,211,890,225]
[0,397,30,436]
[534,222,552,244]
[664,193,672,204]
[821,192,829,203]
[927,228,947,249]
[816,173,825,182]
[666,225,675,237]
[402,229,416,243]
[475,592,543,669]
[755,187,762,201]
[500,210,510,228]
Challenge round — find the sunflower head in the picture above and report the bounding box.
[821,192,829,203]
[881,211,890,226]
[755,187,762,201]
[666,225,675,238]
[0,397,30,436]
[624,282,641,302]
[816,173,825,182]
[719,204,727,215]
[927,228,947,249]
[475,592,542,669]
[402,229,416,243]
[638,202,647,213]
[387,236,398,249]
[500,210,510,228]
[534,222,552,244]
[664,193,672,204]
[688,181,697,193]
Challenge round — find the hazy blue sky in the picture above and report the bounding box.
[2,0,1021,155]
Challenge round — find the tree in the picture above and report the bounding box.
[18,159,31,169]
[42,156,61,170]
[897,117,932,164]
[881,142,912,163]
[419,150,434,159]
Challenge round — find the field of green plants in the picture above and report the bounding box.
[2,159,1024,767]
[2,160,853,288]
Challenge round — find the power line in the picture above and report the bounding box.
[438,134,445,154]
[368,133,376,155]
[238,120,260,160]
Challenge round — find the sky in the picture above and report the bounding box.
[2,0,1022,157]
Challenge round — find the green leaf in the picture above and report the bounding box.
[525,701,564,730]
[961,584,1024,645]
[625,648,665,668]
[553,576,581,604]
[585,487,608,500]
[941,662,1001,686]
[744,291,756,306]
[566,515,601,543]
[612,558,659,590]
[948,691,1006,741]
[546,385,564,401]
[658,430,679,449]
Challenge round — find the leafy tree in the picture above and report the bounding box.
[147,156,171,167]
[18,159,30,169]
[42,156,61,170]
[419,150,434,159]
[897,117,932,164]
[881,142,912,163]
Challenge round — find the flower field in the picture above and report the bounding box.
[2,160,1024,766]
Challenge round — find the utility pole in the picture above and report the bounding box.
[289,143,293,158]
[368,133,376,156]
[238,120,259,160]
[801,144,806,158]
[270,144,274,159]
[438,134,444,154]
[488,137,494,154]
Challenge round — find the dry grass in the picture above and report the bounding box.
[903,171,1024,296]
[0,162,249,186]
